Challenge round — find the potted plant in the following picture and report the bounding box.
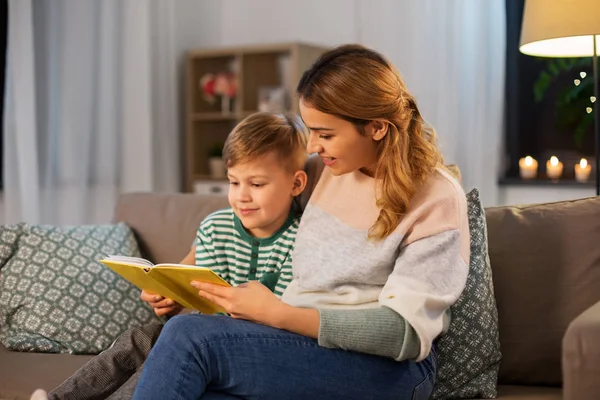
[533,57,593,148]
[208,142,226,179]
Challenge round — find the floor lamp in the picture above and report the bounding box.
[519,0,600,195]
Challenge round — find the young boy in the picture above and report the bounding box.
[34,112,309,400]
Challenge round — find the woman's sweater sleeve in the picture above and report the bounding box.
[317,184,470,362]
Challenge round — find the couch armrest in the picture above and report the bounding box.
[563,300,600,400]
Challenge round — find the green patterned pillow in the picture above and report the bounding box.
[431,189,501,399]
[0,223,163,354]
[0,223,26,267]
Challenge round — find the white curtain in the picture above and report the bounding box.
[3,0,180,225]
[408,1,506,206]
[359,0,506,206]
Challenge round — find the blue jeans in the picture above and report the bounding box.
[132,314,436,400]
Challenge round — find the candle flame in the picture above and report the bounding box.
[525,156,533,166]
[550,156,559,166]
[580,158,588,168]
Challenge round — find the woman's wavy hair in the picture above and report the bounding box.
[297,44,443,240]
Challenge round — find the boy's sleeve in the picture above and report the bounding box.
[275,254,294,298]
[195,221,230,283]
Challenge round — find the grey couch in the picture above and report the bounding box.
[1,192,600,400]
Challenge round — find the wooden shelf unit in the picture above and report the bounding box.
[184,42,327,192]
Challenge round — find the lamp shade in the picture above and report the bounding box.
[520,0,600,57]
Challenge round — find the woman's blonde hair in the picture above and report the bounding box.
[223,112,308,172]
[297,44,443,240]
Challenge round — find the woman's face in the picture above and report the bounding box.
[299,100,381,176]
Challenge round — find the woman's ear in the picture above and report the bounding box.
[368,120,389,141]
[291,170,308,196]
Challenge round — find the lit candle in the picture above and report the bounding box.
[519,156,538,179]
[546,156,563,180]
[574,158,592,182]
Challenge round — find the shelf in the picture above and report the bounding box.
[191,113,239,121]
[190,111,258,122]
[184,42,328,192]
[498,176,596,188]
[194,174,228,182]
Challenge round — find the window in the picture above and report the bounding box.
[504,0,594,182]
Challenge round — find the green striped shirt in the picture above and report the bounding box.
[195,208,298,297]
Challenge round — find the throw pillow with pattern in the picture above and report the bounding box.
[431,188,501,399]
[0,223,163,354]
[0,223,26,268]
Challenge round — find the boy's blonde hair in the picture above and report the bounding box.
[223,112,308,172]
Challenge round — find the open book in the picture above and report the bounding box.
[100,255,230,314]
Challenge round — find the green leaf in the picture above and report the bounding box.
[533,71,552,102]
[574,114,593,148]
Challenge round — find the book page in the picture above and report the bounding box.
[154,263,197,269]
[105,255,154,268]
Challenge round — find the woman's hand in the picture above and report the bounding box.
[191,281,285,326]
[140,290,183,317]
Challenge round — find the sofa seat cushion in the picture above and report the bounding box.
[0,223,163,354]
[432,189,501,399]
[486,196,600,386]
[494,385,561,400]
[0,343,93,400]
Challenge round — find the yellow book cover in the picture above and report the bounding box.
[100,255,230,314]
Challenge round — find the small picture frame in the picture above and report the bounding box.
[257,86,288,113]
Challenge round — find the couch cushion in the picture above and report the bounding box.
[0,223,162,354]
[113,193,230,263]
[486,196,600,386]
[432,189,501,399]
[0,343,93,400]
[495,385,562,400]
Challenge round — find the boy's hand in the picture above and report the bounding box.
[191,281,285,326]
[140,290,183,317]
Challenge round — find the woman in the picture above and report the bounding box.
[132,44,470,400]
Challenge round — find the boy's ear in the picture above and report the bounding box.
[291,170,308,197]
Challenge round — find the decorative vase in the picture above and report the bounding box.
[208,157,226,179]
[221,96,232,114]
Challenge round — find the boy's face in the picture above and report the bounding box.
[227,153,307,238]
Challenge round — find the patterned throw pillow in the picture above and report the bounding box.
[431,189,501,399]
[0,223,163,354]
[0,223,26,267]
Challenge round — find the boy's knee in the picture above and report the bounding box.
[162,314,229,341]
[162,314,200,337]
[109,322,164,355]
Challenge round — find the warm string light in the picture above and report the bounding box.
[575,73,596,112]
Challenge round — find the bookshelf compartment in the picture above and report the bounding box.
[184,43,328,192]
[188,120,236,178]
[241,52,291,113]
[187,55,240,114]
